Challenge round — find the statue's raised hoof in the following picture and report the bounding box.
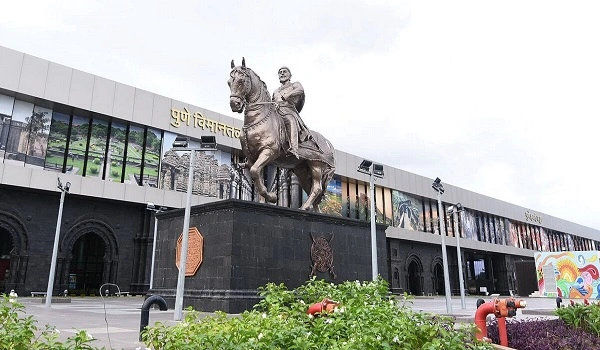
[265,192,278,203]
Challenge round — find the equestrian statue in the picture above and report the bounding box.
[228,58,335,212]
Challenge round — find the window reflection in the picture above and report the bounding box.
[66,115,89,175]
[45,112,71,172]
[4,100,34,166]
[24,105,51,169]
[143,128,162,187]
[124,125,144,184]
[85,119,108,178]
[106,122,126,182]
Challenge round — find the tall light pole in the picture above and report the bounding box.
[448,203,466,309]
[172,135,217,321]
[45,178,70,308]
[432,177,452,314]
[357,160,384,281]
[146,202,167,290]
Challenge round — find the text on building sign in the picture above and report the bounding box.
[171,108,241,139]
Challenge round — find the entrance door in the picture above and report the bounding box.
[433,262,445,295]
[69,233,105,294]
[0,228,12,292]
[514,260,537,297]
[407,261,422,295]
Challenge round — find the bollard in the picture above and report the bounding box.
[556,296,562,308]
[474,297,526,347]
[139,295,168,341]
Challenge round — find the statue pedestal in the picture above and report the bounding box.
[150,199,387,313]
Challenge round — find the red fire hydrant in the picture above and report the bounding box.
[475,297,527,347]
[307,298,339,316]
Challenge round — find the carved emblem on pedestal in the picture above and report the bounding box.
[176,227,204,276]
[309,233,336,279]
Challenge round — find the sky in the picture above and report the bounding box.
[1,1,599,231]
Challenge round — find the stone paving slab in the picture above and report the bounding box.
[15,295,566,349]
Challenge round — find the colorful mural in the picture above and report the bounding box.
[534,251,600,299]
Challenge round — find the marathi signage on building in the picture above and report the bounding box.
[170,108,241,138]
[175,227,204,276]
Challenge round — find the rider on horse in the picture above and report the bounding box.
[272,66,315,159]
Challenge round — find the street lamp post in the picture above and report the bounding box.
[45,178,70,308]
[146,202,167,290]
[172,136,217,321]
[357,160,384,281]
[432,177,452,314]
[448,203,466,309]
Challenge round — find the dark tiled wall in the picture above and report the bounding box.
[152,199,388,313]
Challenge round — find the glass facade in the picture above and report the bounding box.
[1,92,598,253]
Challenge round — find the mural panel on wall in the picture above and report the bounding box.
[507,220,520,247]
[142,128,162,187]
[535,251,600,299]
[3,101,52,169]
[319,178,342,216]
[45,111,70,172]
[391,190,423,231]
[85,119,109,178]
[462,210,478,240]
[66,115,89,175]
[159,132,239,199]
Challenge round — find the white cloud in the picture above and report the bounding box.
[1,0,599,230]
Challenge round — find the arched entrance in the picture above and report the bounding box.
[58,215,119,295]
[68,233,105,294]
[407,261,422,295]
[0,209,29,294]
[0,228,12,292]
[405,254,423,296]
[433,261,445,296]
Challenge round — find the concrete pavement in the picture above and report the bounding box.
[15,294,562,350]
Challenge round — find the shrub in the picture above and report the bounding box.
[487,318,600,350]
[94,158,101,165]
[89,166,98,174]
[555,301,600,337]
[142,278,491,350]
[0,294,100,349]
[111,170,119,177]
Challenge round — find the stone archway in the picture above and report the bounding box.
[405,254,423,296]
[57,214,119,295]
[68,233,106,294]
[0,208,29,294]
[432,257,445,296]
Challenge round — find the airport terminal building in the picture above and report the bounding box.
[1,45,599,299]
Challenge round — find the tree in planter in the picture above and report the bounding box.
[142,278,492,350]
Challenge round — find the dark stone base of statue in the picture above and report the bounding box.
[149,199,388,313]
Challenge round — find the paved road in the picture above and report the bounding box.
[16,295,562,350]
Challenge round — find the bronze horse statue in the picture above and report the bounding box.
[228,58,335,211]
